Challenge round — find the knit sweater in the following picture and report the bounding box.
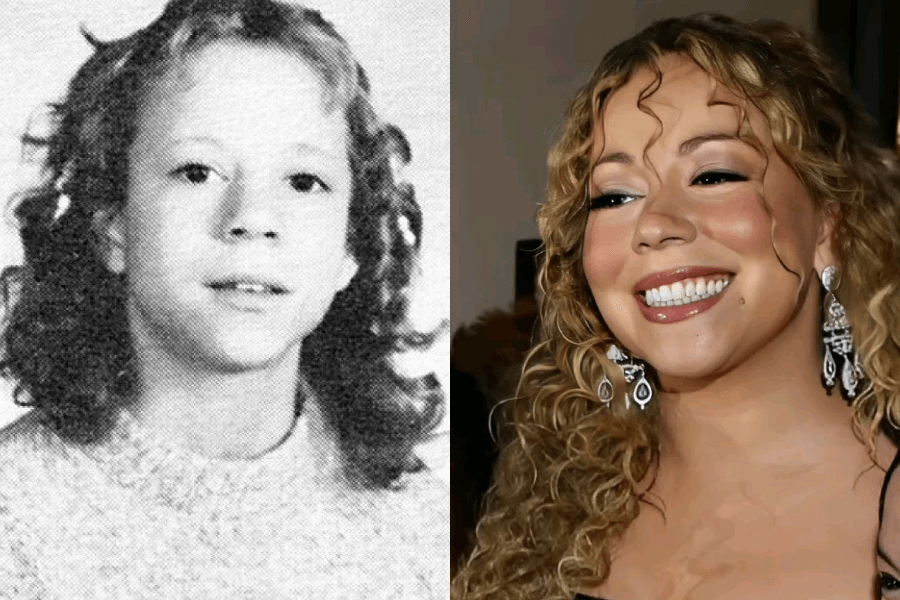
[0,409,447,599]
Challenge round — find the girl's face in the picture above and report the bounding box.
[880,472,900,597]
[582,54,835,386]
[103,40,356,371]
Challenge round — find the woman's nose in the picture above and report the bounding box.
[630,185,697,253]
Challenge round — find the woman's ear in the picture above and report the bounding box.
[92,209,127,275]
[813,203,840,273]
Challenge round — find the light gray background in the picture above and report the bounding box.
[0,1,450,444]
[451,0,815,332]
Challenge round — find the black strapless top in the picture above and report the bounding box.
[574,594,609,600]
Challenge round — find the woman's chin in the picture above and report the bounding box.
[645,353,730,392]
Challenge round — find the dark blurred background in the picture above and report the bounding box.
[451,0,900,574]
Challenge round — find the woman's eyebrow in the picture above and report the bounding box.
[879,543,900,573]
[678,131,762,156]
[592,131,763,169]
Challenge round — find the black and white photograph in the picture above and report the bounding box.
[0,0,449,597]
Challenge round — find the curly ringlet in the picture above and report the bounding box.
[452,13,900,599]
[0,0,443,490]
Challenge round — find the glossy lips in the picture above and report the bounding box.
[633,266,733,293]
[633,266,734,324]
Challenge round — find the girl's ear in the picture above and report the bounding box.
[92,209,127,275]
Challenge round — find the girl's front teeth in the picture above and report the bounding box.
[643,276,731,307]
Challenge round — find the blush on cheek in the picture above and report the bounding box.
[705,191,776,260]
[582,219,630,310]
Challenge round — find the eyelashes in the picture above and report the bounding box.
[288,173,330,194]
[173,162,216,185]
[588,170,748,211]
[881,572,900,594]
[170,163,331,194]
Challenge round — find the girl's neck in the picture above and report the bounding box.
[127,341,303,461]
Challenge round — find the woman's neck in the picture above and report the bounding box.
[654,305,884,491]
[126,334,302,460]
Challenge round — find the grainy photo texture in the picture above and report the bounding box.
[0,1,449,597]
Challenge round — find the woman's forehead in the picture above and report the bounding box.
[591,55,772,160]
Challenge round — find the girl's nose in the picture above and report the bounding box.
[218,178,281,241]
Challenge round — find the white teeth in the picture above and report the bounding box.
[659,285,672,301]
[236,283,267,293]
[642,275,731,308]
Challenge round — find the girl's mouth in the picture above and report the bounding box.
[207,281,289,295]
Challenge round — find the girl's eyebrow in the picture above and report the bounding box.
[288,142,343,161]
[591,131,763,170]
[167,136,343,161]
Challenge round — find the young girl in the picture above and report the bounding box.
[0,0,446,597]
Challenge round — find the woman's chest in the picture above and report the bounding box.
[588,491,879,600]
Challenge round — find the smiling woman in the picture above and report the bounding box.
[0,0,446,597]
[453,13,900,600]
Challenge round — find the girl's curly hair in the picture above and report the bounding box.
[453,13,900,599]
[0,0,443,490]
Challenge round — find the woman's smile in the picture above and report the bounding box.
[582,54,827,382]
[635,273,733,324]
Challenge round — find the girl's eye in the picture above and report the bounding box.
[881,572,900,593]
[691,170,748,186]
[173,163,214,185]
[588,192,643,211]
[289,173,330,194]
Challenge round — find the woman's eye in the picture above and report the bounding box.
[691,170,747,186]
[588,192,643,211]
[289,173,330,194]
[880,572,900,592]
[173,163,214,185]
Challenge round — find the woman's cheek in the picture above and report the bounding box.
[582,217,630,309]
[703,191,774,259]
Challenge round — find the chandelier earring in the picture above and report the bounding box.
[820,265,864,399]
[597,344,654,410]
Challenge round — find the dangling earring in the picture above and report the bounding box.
[820,265,864,399]
[597,344,654,410]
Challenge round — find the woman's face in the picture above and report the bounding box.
[880,471,900,597]
[582,54,835,386]
[103,40,356,371]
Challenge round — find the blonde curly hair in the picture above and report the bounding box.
[452,13,900,600]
